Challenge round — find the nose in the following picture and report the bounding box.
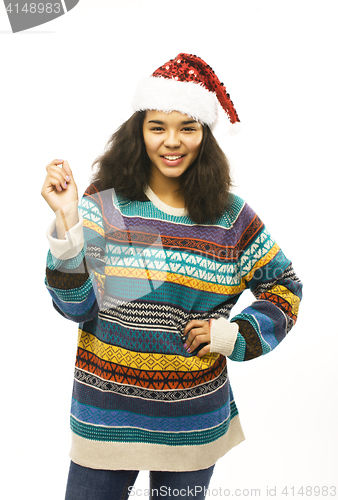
[163,130,181,149]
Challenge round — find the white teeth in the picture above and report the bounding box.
[163,156,183,160]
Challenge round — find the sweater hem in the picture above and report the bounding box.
[69,414,245,471]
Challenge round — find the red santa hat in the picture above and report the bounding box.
[132,53,240,133]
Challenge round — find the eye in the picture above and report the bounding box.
[150,126,164,132]
[182,127,196,132]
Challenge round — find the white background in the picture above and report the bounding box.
[1,1,338,498]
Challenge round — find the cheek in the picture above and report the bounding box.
[144,135,160,156]
[189,136,203,157]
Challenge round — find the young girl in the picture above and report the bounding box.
[42,53,302,500]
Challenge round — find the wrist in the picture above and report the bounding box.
[55,200,79,239]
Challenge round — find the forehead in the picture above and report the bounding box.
[144,110,199,124]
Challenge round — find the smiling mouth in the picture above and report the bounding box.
[162,155,185,161]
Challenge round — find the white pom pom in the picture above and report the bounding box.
[228,121,242,136]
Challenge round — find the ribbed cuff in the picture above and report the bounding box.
[209,317,239,357]
[46,213,84,260]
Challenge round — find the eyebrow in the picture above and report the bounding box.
[147,120,198,125]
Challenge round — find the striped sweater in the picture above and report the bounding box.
[45,184,302,471]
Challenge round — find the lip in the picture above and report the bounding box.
[160,155,186,167]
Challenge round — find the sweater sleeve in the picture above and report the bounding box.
[209,204,303,362]
[44,184,106,323]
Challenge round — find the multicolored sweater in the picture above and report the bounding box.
[45,184,302,471]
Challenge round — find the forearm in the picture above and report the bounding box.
[45,185,107,323]
[45,219,97,323]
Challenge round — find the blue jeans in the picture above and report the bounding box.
[65,461,215,500]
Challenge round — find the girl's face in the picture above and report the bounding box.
[143,110,203,184]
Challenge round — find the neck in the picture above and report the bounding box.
[148,173,185,209]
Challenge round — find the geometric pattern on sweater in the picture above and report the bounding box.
[88,320,189,353]
[75,346,227,390]
[231,318,263,360]
[102,242,279,298]
[46,243,87,271]
[69,412,235,446]
[77,330,219,371]
[103,266,247,295]
[83,193,269,262]
[45,182,303,471]
[90,229,278,287]
[81,187,242,235]
[85,314,218,353]
[103,232,258,265]
[45,262,89,290]
[98,297,234,332]
[70,398,231,431]
[107,189,243,234]
[229,297,291,362]
[252,262,301,299]
[73,374,231,417]
[261,284,300,316]
[260,292,297,322]
[101,279,235,315]
[104,245,249,286]
[99,305,188,331]
[99,295,235,325]
[74,365,228,401]
[46,281,98,323]
[95,225,255,262]
[240,241,280,282]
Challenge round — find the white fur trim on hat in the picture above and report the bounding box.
[131,76,219,127]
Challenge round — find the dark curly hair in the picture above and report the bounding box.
[90,111,233,224]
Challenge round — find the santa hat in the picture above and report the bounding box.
[131,53,240,133]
